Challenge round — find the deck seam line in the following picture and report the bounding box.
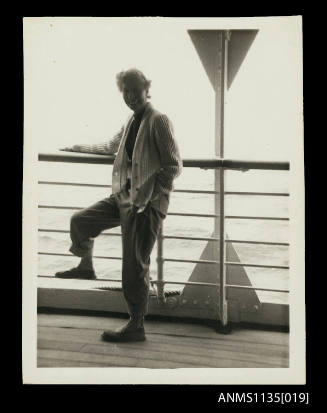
[38,348,218,368]
[38,325,288,347]
[40,338,288,357]
[38,338,288,357]
[38,347,286,368]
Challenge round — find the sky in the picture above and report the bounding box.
[24,17,302,161]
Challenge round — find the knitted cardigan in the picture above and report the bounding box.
[70,103,182,215]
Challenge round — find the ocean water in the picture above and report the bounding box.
[38,161,289,304]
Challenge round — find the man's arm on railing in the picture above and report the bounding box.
[60,126,124,155]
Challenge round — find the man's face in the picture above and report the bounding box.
[122,79,148,113]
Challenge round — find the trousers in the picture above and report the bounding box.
[69,185,165,319]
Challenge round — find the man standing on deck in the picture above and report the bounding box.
[55,68,183,342]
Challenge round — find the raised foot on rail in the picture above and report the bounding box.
[55,267,97,280]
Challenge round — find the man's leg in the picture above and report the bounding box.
[102,201,164,341]
[55,194,121,279]
[123,205,164,326]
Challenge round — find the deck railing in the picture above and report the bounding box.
[38,152,290,326]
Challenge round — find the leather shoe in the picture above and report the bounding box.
[101,327,146,342]
[55,267,96,280]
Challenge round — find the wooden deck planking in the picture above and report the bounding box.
[38,348,201,369]
[37,313,289,368]
[38,337,285,368]
[38,313,289,346]
[38,350,205,369]
[38,327,288,367]
[38,325,286,357]
[38,357,114,368]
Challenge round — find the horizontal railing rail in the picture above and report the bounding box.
[38,151,290,326]
[38,251,122,260]
[38,228,289,246]
[38,250,289,269]
[37,274,289,294]
[38,180,289,197]
[39,151,290,170]
[38,204,289,221]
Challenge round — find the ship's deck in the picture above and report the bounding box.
[38,312,289,368]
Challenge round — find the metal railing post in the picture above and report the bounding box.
[156,222,166,304]
[213,31,230,332]
[219,167,228,327]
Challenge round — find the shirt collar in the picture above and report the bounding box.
[133,102,148,121]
